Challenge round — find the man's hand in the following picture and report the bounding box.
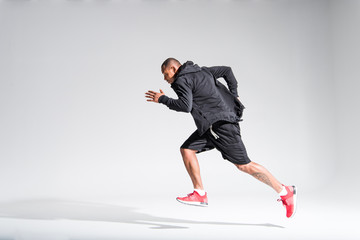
[145,89,165,103]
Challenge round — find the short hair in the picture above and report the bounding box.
[161,58,181,72]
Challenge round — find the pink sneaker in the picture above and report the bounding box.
[176,191,208,207]
[278,185,297,218]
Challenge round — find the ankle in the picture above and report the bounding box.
[279,186,287,196]
[194,189,206,196]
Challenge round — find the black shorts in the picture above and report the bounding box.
[181,121,251,165]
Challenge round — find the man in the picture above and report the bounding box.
[145,58,297,218]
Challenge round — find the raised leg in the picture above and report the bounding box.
[235,161,283,193]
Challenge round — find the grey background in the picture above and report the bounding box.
[0,0,359,203]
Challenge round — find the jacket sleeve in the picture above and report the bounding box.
[207,66,239,97]
[158,78,193,113]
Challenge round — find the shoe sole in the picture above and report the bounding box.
[176,198,208,207]
[289,185,297,218]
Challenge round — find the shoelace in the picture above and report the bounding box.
[277,198,287,208]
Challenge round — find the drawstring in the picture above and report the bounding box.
[210,125,220,139]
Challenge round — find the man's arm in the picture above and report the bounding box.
[207,66,239,97]
[145,78,193,113]
[159,79,193,112]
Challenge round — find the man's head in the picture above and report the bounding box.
[161,58,181,84]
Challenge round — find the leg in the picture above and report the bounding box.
[235,162,283,193]
[208,122,282,193]
[180,148,204,190]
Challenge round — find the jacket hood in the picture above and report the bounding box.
[175,61,202,78]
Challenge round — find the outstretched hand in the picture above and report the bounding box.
[145,89,165,103]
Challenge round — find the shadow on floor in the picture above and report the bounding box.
[0,199,284,229]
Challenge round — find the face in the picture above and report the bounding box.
[162,66,176,84]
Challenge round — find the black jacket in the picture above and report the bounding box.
[159,61,245,136]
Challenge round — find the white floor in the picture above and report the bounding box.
[0,191,358,240]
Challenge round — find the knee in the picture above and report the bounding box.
[235,162,255,174]
[180,147,186,156]
[180,148,196,157]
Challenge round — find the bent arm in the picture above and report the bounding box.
[208,66,238,97]
[158,79,193,113]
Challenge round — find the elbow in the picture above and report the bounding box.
[225,66,233,74]
[180,105,192,113]
[180,103,192,113]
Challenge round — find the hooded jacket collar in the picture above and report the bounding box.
[174,61,202,80]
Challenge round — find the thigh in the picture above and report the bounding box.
[181,130,215,153]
